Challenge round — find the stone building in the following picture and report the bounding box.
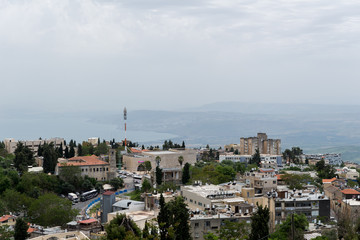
[122,149,197,172]
[55,155,113,181]
[239,133,281,155]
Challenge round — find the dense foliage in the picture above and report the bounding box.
[270,213,308,240]
[282,147,303,164]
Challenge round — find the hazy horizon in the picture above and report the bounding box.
[1,1,360,112]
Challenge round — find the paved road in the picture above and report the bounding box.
[72,175,135,215]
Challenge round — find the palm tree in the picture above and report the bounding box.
[155,156,161,167]
[178,156,184,168]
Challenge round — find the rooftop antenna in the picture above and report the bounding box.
[124,107,127,152]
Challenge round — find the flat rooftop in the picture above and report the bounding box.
[182,185,239,199]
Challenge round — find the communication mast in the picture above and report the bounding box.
[124,107,127,151]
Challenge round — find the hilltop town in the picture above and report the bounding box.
[0,133,359,240]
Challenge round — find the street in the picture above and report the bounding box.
[72,175,135,215]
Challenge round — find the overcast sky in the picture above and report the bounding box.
[1,0,360,113]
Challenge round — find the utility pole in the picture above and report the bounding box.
[124,107,127,152]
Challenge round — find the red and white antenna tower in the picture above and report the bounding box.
[124,107,127,151]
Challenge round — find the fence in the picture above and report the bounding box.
[84,188,135,217]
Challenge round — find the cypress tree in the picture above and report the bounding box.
[14,218,28,240]
[156,166,163,186]
[249,204,270,240]
[182,163,190,185]
[37,143,43,156]
[57,143,63,157]
[157,194,169,240]
[77,144,82,156]
[64,146,69,158]
[69,145,75,158]
[181,141,185,148]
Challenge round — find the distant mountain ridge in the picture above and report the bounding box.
[3,102,360,162]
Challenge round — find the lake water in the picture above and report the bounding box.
[0,115,178,144]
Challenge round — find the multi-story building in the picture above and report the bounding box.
[190,212,252,240]
[55,155,113,181]
[88,137,99,146]
[244,169,277,195]
[270,190,330,225]
[305,153,342,166]
[239,133,281,155]
[219,154,282,167]
[122,149,197,172]
[181,184,247,212]
[4,137,64,154]
[337,168,360,181]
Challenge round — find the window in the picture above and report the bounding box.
[86,169,88,172]
[198,202,202,206]
[273,181,276,184]
[97,168,99,172]
[205,221,210,227]
[190,199,193,203]
[81,169,84,172]
[194,223,199,228]
[106,168,108,171]
[100,168,102,172]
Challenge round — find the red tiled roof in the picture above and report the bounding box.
[103,191,115,196]
[0,215,12,222]
[79,218,98,224]
[259,168,274,173]
[322,178,337,183]
[341,189,360,195]
[58,155,109,167]
[275,174,283,180]
[130,148,150,153]
[27,228,36,233]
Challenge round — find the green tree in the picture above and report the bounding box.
[145,161,152,173]
[95,142,109,156]
[155,156,161,167]
[77,143,83,156]
[281,174,313,190]
[110,177,124,190]
[337,214,357,240]
[156,166,163,186]
[64,146,69,158]
[178,156,184,168]
[37,143,43,157]
[2,189,31,215]
[158,196,191,240]
[141,178,152,193]
[217,220,249,240]
[270,213,309,240]
[105,213,142,240]
[181,141,185,148]
[143,220,158,239]
[57,143,63,157]
[321,229,337,240]
[182,163,190,184]
[14,218,28,240]
[59,165,81,188]
[204,232,219,240]
[14,143,34,173]
[283,147,303,164]
[158,194,169,240]
[42,143,58,174]
[250,148,261,166]
[69,145,75,158]
[250,204,270,240]
[28,193,78,227]
[0,225,14,240]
